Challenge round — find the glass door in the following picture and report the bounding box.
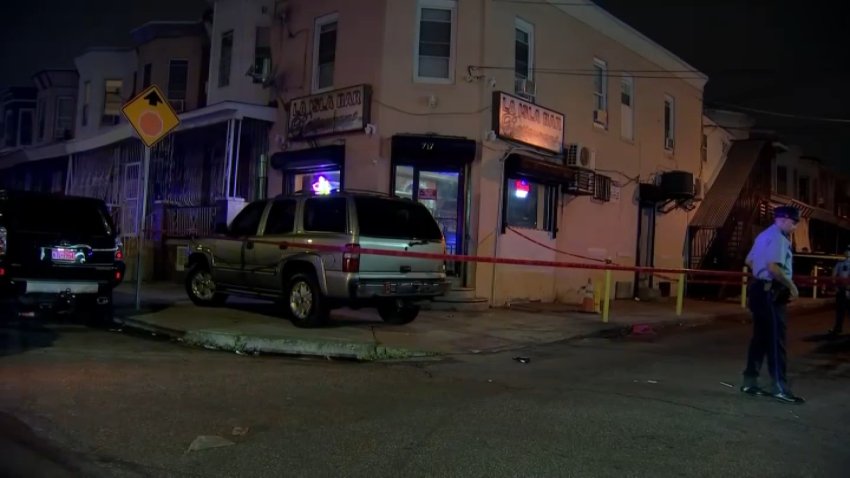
[393,164,463,277]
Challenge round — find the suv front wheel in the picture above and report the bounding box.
[378,300,420,325]
[284,272,328,328]
[185,265,228,307]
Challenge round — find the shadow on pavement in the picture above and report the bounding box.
[226,302,393,328]
[811,335,850,355]
[0,411,82,477]
[0,320,59,357]
[113,303,172,318]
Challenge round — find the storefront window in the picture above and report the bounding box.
[293,170,341,195]
[394,165,414,199]
[505,178,555,232]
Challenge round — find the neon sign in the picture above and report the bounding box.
[514,179,530,199]
[312,175,333,195]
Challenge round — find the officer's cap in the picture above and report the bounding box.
[774,206,800,222]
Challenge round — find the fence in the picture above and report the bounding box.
[163,205,217,239]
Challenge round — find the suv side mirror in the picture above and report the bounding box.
[214,223,229,235]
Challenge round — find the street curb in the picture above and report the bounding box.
[116,301,832,361]
[116,316,437,361]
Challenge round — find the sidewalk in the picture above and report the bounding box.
[113,283,833,361]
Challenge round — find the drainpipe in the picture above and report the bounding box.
[490,154,505,307]
[256,153,268,200]
[231,119,243,197]
[65,153,74,193]
[223,119,234,198]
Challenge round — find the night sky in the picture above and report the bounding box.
[2,0,847,169]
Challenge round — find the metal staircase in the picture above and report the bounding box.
[688,140,775,298]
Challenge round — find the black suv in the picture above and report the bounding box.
[0,190,126,324]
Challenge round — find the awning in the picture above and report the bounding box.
[504,153,574,185]
[270,144,345,171]
[391,134,477,164]
[1,101,276,170]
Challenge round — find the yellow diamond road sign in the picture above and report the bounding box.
[121,85,180,148]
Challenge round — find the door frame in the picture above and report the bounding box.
[634,202,657,297]
[390,159,467,281]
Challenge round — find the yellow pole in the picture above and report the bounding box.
[675,273,685,316]
[741,266,748,309]
[602,268,612,323]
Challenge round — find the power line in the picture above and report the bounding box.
[471,65,850,79]
[708,102,850,124]
[471,65,705,79]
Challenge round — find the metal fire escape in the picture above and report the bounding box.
[688,140,775,299]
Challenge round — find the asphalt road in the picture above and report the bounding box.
[1,309,849,478]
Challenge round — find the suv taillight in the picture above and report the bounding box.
[0,226,6,257]
[115,237,124,261]
[343,244,360,273]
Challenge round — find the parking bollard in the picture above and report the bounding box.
[602,268,612,323]
[675,273,685,316]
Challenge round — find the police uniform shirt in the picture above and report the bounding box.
[836,259,850,276]
[835,258,850,286]
[746,224,793,281]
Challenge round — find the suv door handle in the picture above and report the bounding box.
[246,240,255,250]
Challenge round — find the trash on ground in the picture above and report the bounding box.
[720,382,734,388]
[513,356,531,364]
[187,435,235,453]
[646,380,658,384]
[231,426,249,437]
[631,324,656,336]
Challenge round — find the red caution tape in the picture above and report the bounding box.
[248,238,847,287]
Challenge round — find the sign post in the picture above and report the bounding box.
[121,85,181,310]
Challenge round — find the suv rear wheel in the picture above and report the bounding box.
[377,300,420,325]
[186,264,228,307]
[284,272,328,328]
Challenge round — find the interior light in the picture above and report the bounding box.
[514,179,530,199]
[312,175,332,195]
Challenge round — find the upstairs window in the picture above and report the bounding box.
[414,0,456,82]
[313,14,338,92]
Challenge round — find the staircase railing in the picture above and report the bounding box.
[689,149,772,298]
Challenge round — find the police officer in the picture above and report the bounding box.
[741,205,805,404]
[829,246,850,337]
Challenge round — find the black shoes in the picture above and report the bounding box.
[740,385,769,396]
[772,391,805,404]
[740,385,805,404]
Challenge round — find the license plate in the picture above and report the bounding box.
[51,247,77,262]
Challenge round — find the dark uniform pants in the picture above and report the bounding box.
[743,281,788,393]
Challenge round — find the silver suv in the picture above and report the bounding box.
[184,191,450,327]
